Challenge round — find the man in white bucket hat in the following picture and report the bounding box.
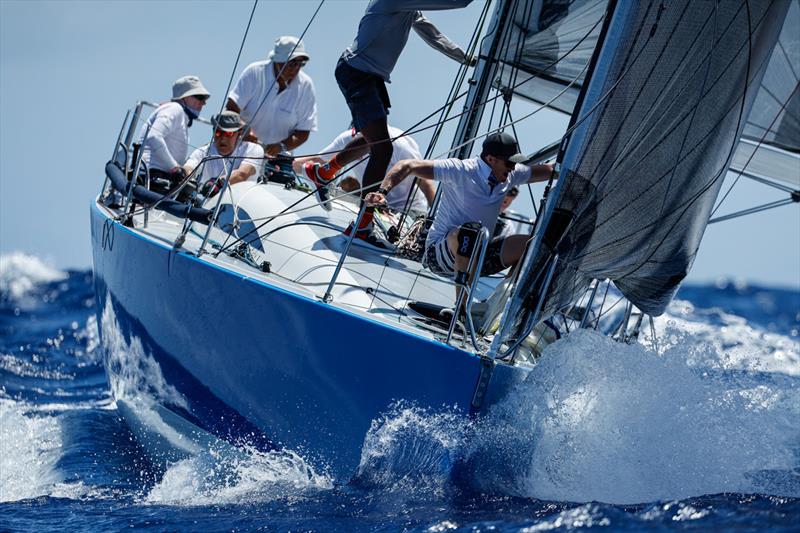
[139,75,210,192]
[227,35,317,157]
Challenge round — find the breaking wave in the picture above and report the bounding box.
[0,252,68,304]
[356,300,800,505]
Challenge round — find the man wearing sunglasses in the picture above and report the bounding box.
[365,132,553,302]
[227,35,317,158]
[183,111,264,198]
[139,75,210,192]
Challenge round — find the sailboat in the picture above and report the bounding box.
[90,0,799,480]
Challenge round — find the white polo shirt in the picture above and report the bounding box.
[427,156,531,245]
[320,126,429,212]
[185,141,264,184]
[140,102,191,172]
[228,60,318,145]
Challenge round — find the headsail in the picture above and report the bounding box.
[732,0,800,187]
[496,0,607,115]
[493,0,793,353]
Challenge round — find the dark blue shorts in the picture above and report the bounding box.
[335,58,391,131]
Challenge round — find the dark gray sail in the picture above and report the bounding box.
[494,0,792,352]
[496,0,607,115]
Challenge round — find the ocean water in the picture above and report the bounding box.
[1,252,798,532]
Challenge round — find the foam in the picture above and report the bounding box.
[658,298,800,376]
[100,296,188,409]
[0,252,67,303]
[352,314,798,505]
[0,401,64,502]
[479,328,799,504]
[144,447,332,506]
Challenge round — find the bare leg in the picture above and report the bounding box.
[330,134,370,168]
[357,119,393,199]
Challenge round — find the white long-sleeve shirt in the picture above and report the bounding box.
[139,102,191,172]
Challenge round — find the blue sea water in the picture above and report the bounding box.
[1,252,798,532]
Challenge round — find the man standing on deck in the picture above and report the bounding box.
[227,36,317,157]
[303,0,475,250]
[365,132,553,308]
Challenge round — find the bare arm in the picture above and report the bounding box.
[365,159,435,206]
[292,154,325,173]
[527,163,555,183]
[229,163,257,185]
[264,130,310,157]
[225,98,241,113]
[416,176,437,205]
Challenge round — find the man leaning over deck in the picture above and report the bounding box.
[226,36,317,157]
[365,132,554,313]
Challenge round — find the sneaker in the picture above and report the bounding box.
[343,223,396,252]
[303,162,332,211]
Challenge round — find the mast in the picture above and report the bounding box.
[449,0,515,159]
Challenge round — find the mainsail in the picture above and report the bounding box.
[492,0,793,352]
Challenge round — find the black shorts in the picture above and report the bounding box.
[423,236,509,278]
[335,58,391,131]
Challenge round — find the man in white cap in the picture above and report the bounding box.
[140,75,210,190]
[183,111,265,197]
[227,36,317,157]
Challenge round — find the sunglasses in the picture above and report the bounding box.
[286,59,308,68]
[191,94,209,102]
[214,129,238,138]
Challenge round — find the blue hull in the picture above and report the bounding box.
[90,203,526,479]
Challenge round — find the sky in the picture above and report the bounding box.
[1,0,798,289]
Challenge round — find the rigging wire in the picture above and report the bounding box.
[217,0,259,118]
[210,6,605,262]
[710,81,800,218]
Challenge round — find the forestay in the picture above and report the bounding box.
[494,0,793,351]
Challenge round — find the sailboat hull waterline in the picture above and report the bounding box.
[89,199,527,479]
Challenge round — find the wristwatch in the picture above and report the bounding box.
[377,187,391,196]
[278,142,288,153]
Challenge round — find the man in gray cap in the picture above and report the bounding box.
[140,75,210,190]
[365,132,553,301]
[227,35,317,157]
[183,111,265,197]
